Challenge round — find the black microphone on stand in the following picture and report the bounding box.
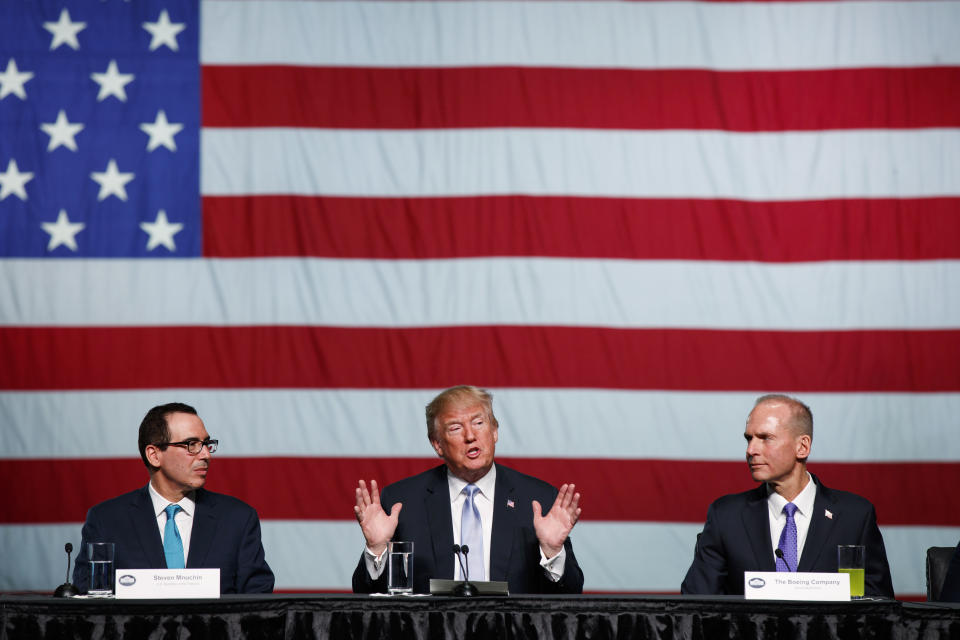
[775,548,793,572]
[54,543,79,597]
[451,544,478,597]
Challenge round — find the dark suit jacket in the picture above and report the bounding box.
[352,463,584,594]
[73,485,274,594]
[941,541,960,602]
[681,475,894,597]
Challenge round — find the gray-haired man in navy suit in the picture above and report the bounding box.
[681,394,894,597]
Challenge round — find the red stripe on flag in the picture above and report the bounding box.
[202,66,960,131]
[5,457,957,526]
[202,195,960,260]
[3,326,958,392]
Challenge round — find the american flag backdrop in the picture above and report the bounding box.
[1,0,959,598]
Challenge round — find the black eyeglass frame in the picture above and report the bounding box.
[154,438,219,455]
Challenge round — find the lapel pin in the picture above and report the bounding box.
[506,499,515,509]
[825,509,833,520]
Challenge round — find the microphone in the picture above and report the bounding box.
[452,544,469,580]
[451,543,478,597]
[775,548,793,572]
[53,542,79,598]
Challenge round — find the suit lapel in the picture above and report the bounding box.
[186,489,216,568]
[798,476,836,572]
[424,467,455,580]
[742,485,775,571]
[131,485,166,568]
[488,463,517,582]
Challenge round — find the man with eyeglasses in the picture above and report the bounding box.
[73,402,274,593]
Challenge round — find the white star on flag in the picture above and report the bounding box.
[42,8,87,51]
[0,58,34,100]
[140,110,184,152]
[40,110,85,152]
[0,158,34,201]
[90,60,135,102]
[90,159,135,201]
[143,10,186,52]
[140,210,184,251]
[41,210,85,251]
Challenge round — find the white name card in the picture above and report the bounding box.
[115,569,220,599]
[744,571,850,601]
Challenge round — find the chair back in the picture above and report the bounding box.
[926,546,955,601]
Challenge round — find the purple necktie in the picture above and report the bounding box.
[776,502,798,572]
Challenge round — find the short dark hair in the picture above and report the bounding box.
[138,402,198,470]
[425,385,498,441]
[751,394,813,440]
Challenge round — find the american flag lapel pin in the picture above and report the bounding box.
[825,509,833,520]
[507,499,515,509]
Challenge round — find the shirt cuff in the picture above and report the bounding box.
[363,545,388,579]
[539,546,567,582]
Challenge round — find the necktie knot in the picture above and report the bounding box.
[464,484,480,499]
[783,502,798,518]
[165,504,182,521]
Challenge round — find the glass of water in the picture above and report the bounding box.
[86,542,115,597]
[388,541,414,595]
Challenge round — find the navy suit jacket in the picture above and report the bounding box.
[941,541,960,602]
[73,485,274,594]
[681,475,894,597]
[352,463,584,594]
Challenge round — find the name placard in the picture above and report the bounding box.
[115,569,220,599]
[744,571,849,601]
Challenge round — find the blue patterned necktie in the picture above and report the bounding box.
[460,484,484,581]
[163,504,185,569]
[776,502,798,572]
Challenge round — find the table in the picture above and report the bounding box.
[2,594,958,640]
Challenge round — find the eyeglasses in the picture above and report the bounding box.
[155,438,218,455]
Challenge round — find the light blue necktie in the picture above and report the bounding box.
[163,504,185,569]
[776,502,798,572]
[460,484,484,581]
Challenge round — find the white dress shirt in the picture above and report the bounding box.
[148,483,196,564]
[766,472,817,566]
[364,466,566,582]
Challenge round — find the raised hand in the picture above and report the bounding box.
[532,483,581,559]
[353,479,402,556]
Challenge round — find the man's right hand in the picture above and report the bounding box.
[354,479,402,556]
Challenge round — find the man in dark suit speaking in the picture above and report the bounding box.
[73,403,274,594]
[681,394,894,597]
[352,385,584,594]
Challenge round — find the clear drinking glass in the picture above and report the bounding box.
[86,542,115,597]
[388,541,414,595]
[837,545,865,599]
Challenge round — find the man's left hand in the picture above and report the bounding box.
[532,483,581,558]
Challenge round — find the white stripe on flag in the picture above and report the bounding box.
[200,1,960,70]
[201,128,960,200]
[3,389,960,462]
[3,258,958,329]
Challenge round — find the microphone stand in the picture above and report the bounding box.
[452,544,478,597]
[54,542,79,598]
